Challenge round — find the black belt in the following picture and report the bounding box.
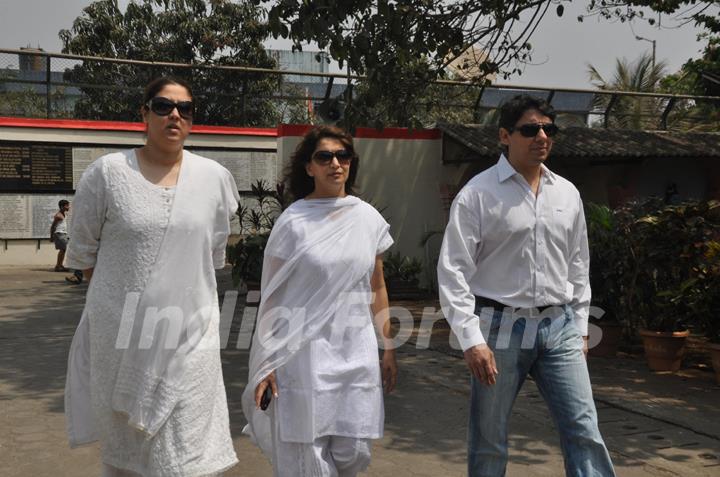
[475,296,559,314]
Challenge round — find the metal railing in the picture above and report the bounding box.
[1,48,718,130]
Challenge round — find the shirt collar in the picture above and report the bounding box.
[496,153,556,184]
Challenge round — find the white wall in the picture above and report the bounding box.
[0,123,277,266]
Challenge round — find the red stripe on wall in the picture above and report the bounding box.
[277,124,314,137]
[277,123,441,140]
[355,126,441,140]
[0,117,277,136]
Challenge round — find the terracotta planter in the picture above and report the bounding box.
[589,322,623,358]
[708,342,720,385]
[639,329,690,372]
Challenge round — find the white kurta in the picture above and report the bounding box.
[64,150,239,476]
[243,197,393,456]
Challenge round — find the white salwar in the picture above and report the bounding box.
[64,150,239,476]
[242,196,393,476]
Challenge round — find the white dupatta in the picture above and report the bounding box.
[242,196,381,456]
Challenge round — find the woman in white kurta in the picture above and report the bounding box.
[64,77,239,476]
[242,126,398,477]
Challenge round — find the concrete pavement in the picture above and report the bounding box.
[0,267,718,476]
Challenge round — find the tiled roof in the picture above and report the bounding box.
[436,122,720,161]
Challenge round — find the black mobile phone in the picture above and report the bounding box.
[260,385,272,411]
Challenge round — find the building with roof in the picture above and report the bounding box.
[437,122,720,207]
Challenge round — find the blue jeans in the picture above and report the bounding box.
[468,305,615,477]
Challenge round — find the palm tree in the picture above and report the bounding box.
[588,53,668,129]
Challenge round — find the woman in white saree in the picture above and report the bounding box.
[64,77,239,476]
[242,126,398,476]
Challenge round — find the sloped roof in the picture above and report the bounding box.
[437,122,720,161]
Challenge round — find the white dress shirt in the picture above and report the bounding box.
[437,154,591,350]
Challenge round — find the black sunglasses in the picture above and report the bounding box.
[146,96,194,120]
[508,123,559,138]
[312,149,354,165]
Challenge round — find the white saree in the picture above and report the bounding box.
[242,196,393,459]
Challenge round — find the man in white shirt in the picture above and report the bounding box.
[437,95,615,476]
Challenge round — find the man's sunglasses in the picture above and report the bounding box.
[146,96,194,120]
[508,123,559,138]
[312,149,354,165]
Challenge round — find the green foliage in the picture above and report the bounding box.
[678,240,720,342]
[228,180,286,287]
[610,198,720,332]
[254,0,571,128]
[584,1,719,36]
[586,203,625,324]
[228,231,269,286]
[383,252,423,285]
[587,53,669,129]
[660,37,720,131]
[583,1,720,131]
[0,69,74,118]
[348,69,485,128]
[59,0,285,126]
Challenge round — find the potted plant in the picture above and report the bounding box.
[585,203,625,357]
[623,199,715,371]
[383,252,423,300]
[228,180,286,291]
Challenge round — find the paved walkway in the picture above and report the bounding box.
[0,267,718,476]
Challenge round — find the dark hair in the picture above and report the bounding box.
[498,94,556,131]
[58,199,69,209]
[285,126,359,201]
[141,77,193,107]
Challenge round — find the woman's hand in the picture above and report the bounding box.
[380,349,397,394]
[254,371,278,409]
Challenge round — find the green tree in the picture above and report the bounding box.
[660,38,720,130]
[583,0,719,36]
[0,68,74,118]
[588,53,668,129]
[59,0,282,126]
[346,67,483,128]
[583,0,720,130]
[255,0,571,128]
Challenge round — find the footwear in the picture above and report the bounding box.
[55,266,70,272]
[65,275,82,284]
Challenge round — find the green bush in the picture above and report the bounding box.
[593,198,720,333]
[228,180,286,287]
[383,252,422,285]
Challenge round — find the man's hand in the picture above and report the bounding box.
[582,336,589,359]
[463,344,498,386]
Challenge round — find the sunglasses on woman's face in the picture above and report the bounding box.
[508,123,559,138]
[146,96,194,120]
[312,149,354,166]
